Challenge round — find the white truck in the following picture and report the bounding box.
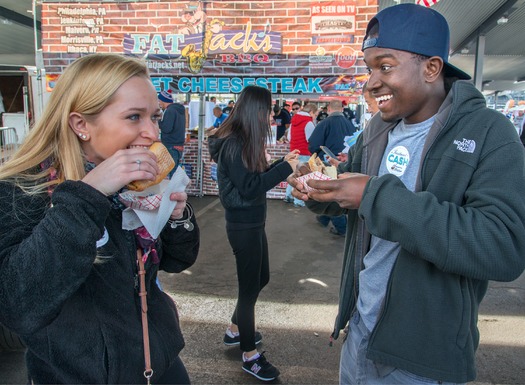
[0,64,49,160]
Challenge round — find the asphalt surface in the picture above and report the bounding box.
[1,195,524,384]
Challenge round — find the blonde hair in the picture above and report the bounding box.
[0,54,150,194]
[302,103,318,114]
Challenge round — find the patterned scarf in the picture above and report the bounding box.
[43,159,159,264]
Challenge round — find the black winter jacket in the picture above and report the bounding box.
[208,135,292,224]
[0,180,199,384]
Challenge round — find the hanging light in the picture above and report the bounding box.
[0,17,13,25]
[497,16,509,25]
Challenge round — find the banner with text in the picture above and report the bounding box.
[42,0,365,85]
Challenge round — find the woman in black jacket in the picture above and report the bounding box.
[0,54,199,384]
[208,85,298,382]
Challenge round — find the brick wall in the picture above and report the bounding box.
[41,0,379,77]
[40,0,380,199]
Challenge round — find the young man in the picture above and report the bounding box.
[291,101,302,115]
[308,99,357,235]
[308,99,357,156]
[158,90,186,177]
[342,100,356,124]
[288,4,525,384]
[222,99,235,114]
[316,106,328,124]
[274,103,291,141]
[284,103,318,207]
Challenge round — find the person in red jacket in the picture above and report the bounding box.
[284,103,318,207]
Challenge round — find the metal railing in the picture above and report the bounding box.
[0,127,19,165]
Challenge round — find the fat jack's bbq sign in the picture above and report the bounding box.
[42,1,364,94]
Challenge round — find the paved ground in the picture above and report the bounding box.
[1,195,524,384]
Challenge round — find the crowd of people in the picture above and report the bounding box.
[1,3,525,385]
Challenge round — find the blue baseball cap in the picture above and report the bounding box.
[362,3,471,80]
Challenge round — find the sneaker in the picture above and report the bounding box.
[316,215,329,227]
[224,331,263,346]
[242,352,280,381]
[329,227,345,236]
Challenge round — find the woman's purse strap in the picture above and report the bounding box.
[137,248,153,384]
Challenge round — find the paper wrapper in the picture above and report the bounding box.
[296,171,332,193]
[120,167,190,239]
[119,186,163,211]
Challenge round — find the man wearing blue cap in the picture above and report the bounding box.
[288,3,525,384]
[158,90,186,177]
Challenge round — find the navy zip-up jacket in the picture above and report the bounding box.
[308,111,356,155]
[160,102,186,148]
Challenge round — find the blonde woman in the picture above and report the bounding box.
[0,54,199,384]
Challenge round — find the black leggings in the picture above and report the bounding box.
[226,223,270,352]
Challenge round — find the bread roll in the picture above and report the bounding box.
[307,153,337,179]
[307,153,324,173]
[323,165,337,179]
[126,142,175,191]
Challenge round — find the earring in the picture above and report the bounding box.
[78,133,87,140]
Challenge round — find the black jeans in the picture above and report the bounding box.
[226,223,270,352]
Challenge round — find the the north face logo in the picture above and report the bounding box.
[250,363,262,374]
[453,138,476,153]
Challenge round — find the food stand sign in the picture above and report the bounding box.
[42,1,368,90]
[335,47,358,69]
[311,2,356,35]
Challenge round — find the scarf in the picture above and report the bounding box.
[43,159,159,264]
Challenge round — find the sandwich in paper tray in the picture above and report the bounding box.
[118,166,190,239]
[296,153,337,193]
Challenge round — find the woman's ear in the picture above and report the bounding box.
[425,57,444,83]
[69,112,90,141]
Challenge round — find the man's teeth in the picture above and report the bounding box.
[376,95,393,104]
[128,145,149,149]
